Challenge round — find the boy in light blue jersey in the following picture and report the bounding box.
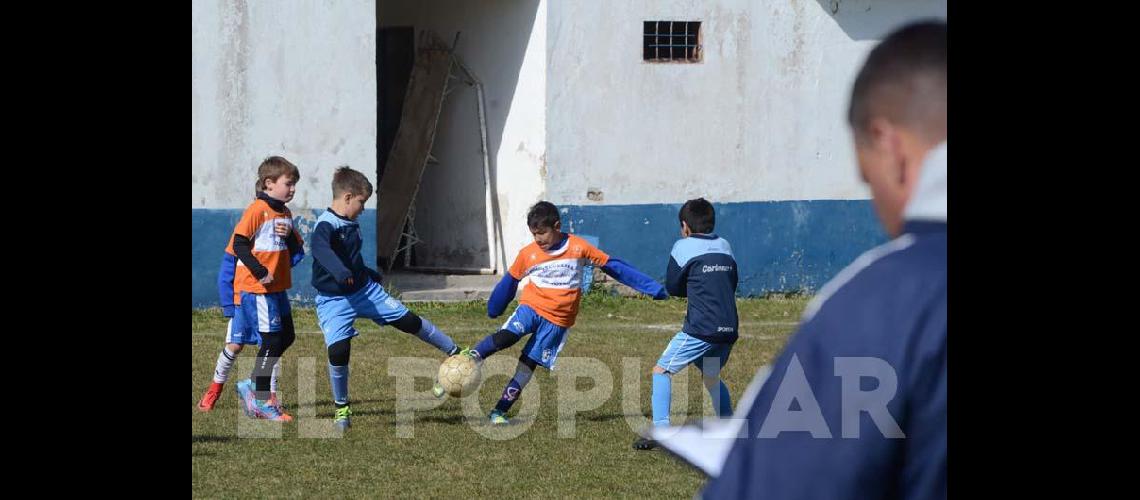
[634,198,739,450]
[310,166,466,431]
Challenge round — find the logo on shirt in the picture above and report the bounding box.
[702,264,734,273]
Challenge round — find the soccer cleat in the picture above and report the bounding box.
[266,392,286,411]
[197,383,223,412]
[489,409,510,425]
[234,379,257,417]
[432,381,447,399]
[234,380,290,421]
[462,347,482,363]
[265,393,293,422]
[250,398,290,422]
[632,437,658,451]
[334,406,353,430]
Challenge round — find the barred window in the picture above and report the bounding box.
[643,21,702,63]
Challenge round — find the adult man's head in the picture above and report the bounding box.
[848,20,947,237]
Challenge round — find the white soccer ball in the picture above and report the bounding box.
[438,354,481,397]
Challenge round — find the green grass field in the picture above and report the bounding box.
[192,292,808,498]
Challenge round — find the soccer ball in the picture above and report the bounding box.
[437,354,481,397]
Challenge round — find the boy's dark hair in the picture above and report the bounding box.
[527,201,561,229]
[679,198,715,234]
[331,166,374,198]
[847,20,946,144]
[255,156,300,193]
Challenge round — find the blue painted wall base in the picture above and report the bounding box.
[192,201,886,307]
[561,200,887,297]
[192,209,376,307]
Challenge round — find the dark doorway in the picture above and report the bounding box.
[377,26,414,269]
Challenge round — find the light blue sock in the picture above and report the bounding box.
[329,364,350,406]
[651,372,672,427]
[709,379,732,417]
[415,318,457,355]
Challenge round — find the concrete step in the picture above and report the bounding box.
[381,270,641,303]
[397,288,493,302]
[384,271,498,303]
[384,271,499,290]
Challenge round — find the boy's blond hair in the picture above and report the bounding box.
[255,156,301,194]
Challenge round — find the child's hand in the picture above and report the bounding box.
[259,272,275,285]
[274,221,290,238]
[344,276,354,287]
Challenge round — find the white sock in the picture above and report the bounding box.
[271,360,281,394]
[212,346,238,384]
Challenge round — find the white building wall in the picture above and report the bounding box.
[192,0,377,212]
[546,0,946,206]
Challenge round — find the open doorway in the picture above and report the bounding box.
[374,26,500,275]
[376,25,418,270]
[375,1,539,279]
[377,26,414,185]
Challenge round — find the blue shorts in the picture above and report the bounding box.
[315,279,410,347]
[224,307,260,345]
[656,331,734,376]
[239,291,293,334]
[500,305,570,370]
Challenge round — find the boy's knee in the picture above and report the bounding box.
[281,318,296,345]
[259,332,287,356]
[517,353,538,371]
[492,329,521,349]
[227,343,244,354]
[652,365,669,375]
[328,339,351,366]
[389,311,422,334]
